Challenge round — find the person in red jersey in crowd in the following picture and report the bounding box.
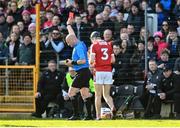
[89,31,116,120]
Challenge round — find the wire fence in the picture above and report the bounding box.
[0,66,35,112]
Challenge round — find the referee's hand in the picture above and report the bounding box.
[65,59,73,67]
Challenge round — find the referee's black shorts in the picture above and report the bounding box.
[72,68,91,89]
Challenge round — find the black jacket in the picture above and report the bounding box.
[147,69,163,94]
[37,70,65,96]
[158,73,176,97]
[72,23,91,47]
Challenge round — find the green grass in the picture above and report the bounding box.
[1,119,180,127]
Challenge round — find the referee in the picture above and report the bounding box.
[65,18,93,120]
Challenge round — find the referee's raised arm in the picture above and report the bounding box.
[66,18,76,36]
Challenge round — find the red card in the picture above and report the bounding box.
[69,12,74,19]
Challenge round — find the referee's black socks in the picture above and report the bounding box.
[70,95,79,116]
[84,97,92,118]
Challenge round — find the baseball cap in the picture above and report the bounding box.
[163,65,172,72]
[153,31,163,38]
[90,31,101,40]
[22,10,31,15]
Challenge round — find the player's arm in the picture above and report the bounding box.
[89,53,95,65]
[66,18,76,36]
[111,54,115,64]
[89,45,95,65]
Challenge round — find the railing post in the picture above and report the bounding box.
[56,53,59,70]
[5,58,9,96]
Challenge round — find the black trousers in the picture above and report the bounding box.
[144,93,161,116]
[35,93,64,115]
[174,93,180,113]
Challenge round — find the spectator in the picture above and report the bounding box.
[72,14,91,47]
[158,66,175,102]
[109,0,118,16]
[6,24,22,43]
[46,28,64,53]
[95,0,106,13]
[113,40,132,85]
[6,14,15,35]
[113,43,122,85]
[40,0,53,12]
[102,10,115,32]
[103,29,113,42]
[130,41,145,81]
[127,24,137,45]
[86,2,97,27]
[127,1,144,32]
[173,0,180,20]
[115,0,124,12]
[140,0,153,13]
[155,2,168,29]
[43,10,54,29]
[120,32,135,54]
[28,23,36,43]
[48,15,65,33]
[147,39,157,62]
[144,60,162,119]
[139,26,150,43]
[17,33,35,65]
[123,0,131,13]
[6,32,20,65]
[114,12,126,37]
[166,27,180,60]
[0,32,8,64]
[19,0,35,14]
[160,21,170,40]
[7,1,22,23]
[0,13,8,38]
[177,16,180,36]
[21,10,33,31]
[93,14,106,36]
[174,57,180,73]
[17,21,26,36]
[160,0,173,12]
[31,60,65,118]
[157,48,173,70]
[153,31,169,59]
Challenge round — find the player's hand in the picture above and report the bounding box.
[65,59,73,67]
[35,92,41,98]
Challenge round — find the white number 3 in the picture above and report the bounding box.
[101,48,108,60]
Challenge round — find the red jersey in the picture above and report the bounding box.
[91,40,113,72]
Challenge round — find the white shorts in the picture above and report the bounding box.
[94,71,113,85]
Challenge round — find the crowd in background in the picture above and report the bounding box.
[0,0,180,119]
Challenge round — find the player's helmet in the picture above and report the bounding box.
[90,31,101,40]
